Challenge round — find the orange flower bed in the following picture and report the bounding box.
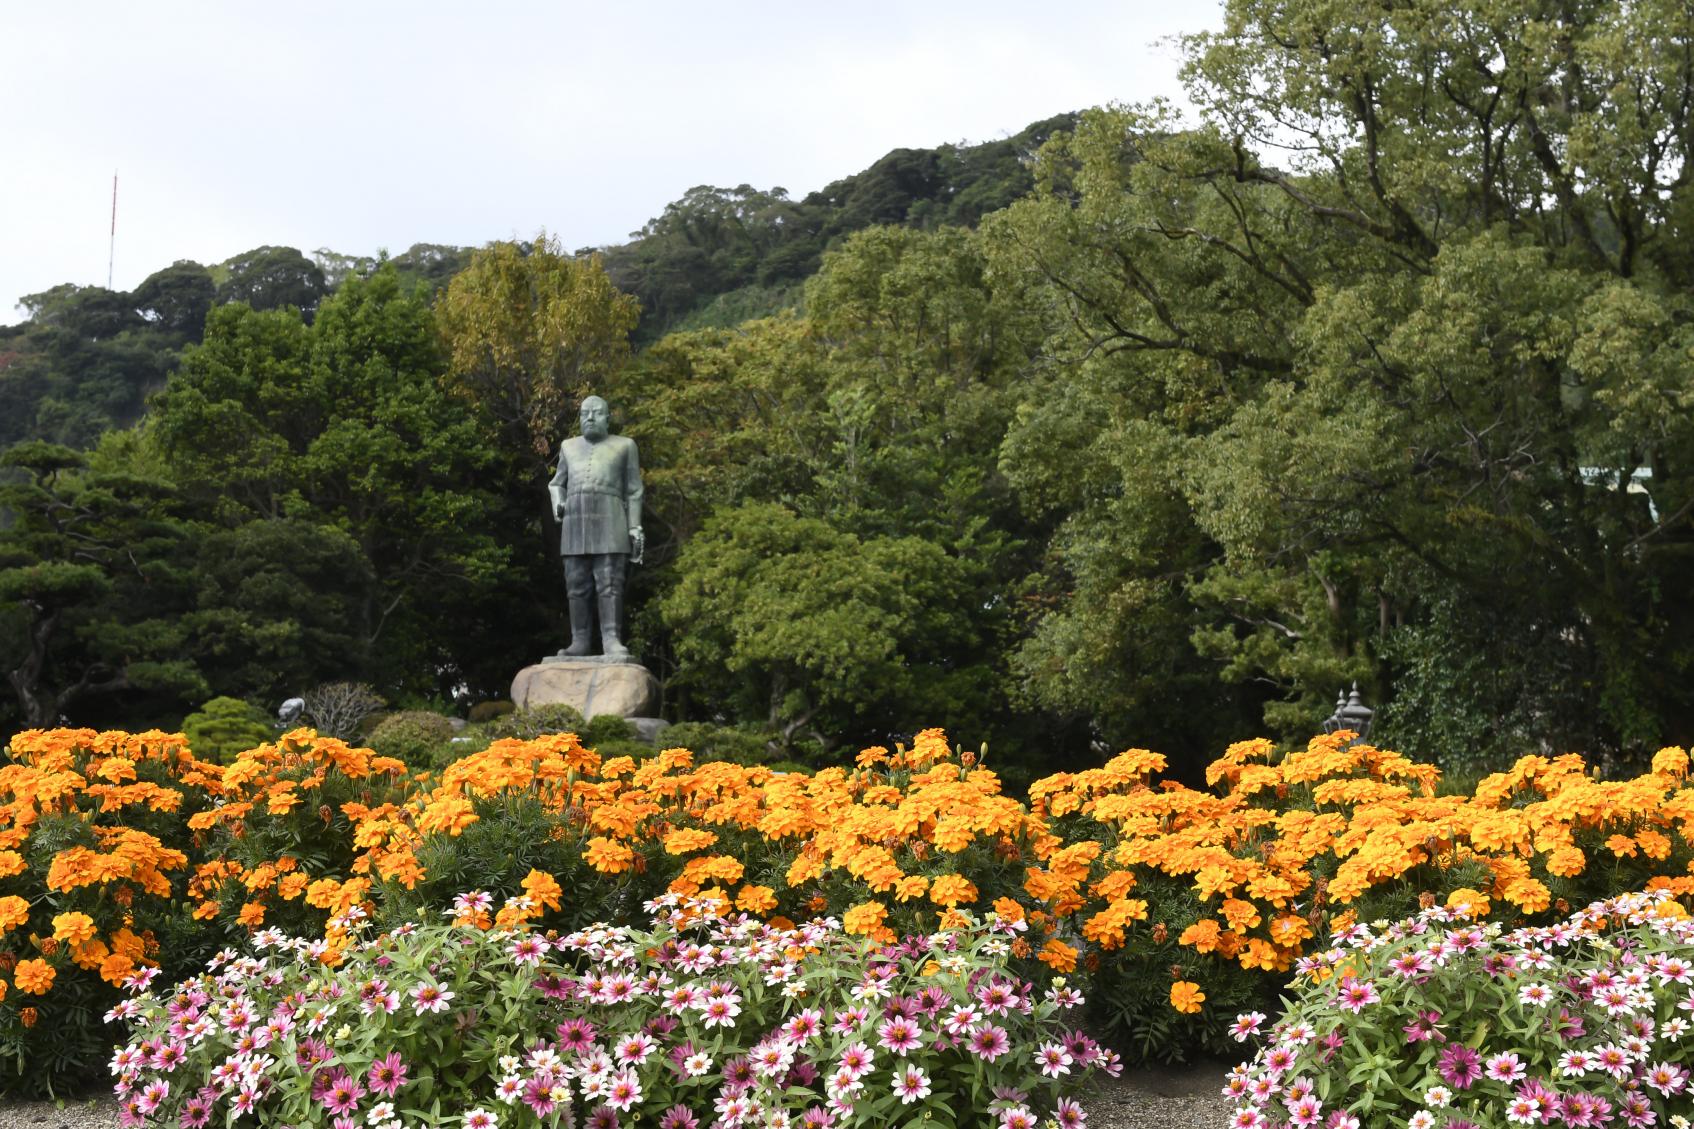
[3,723,1693,1083]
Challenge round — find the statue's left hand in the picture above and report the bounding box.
[630,527,646,565]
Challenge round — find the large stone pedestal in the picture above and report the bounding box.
[511,658,660,721]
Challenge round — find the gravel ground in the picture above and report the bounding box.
[1,1060,1238,1129]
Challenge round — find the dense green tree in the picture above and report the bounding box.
[0,441,202,728]
[132,261,216,339]
[438,235,640,463]
[661,502,972,754]
[215,245,329,320]
[149,264,513,700]
[986,0,1694,770]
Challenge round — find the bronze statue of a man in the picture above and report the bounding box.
[548,396,644,660]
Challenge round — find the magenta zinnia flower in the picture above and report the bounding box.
[556,1017,598,1052]
[367,1051,409,1097]
[659,1107,700,1129]
[320,1073,365,1116]
[1437,1044,1481,1089]
[178,1096,211,1129]
[968,1024,1010,1062]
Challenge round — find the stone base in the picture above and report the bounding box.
[511,660,659,720]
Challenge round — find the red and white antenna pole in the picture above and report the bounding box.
[107,171,118,289]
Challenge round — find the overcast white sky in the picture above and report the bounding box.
[0,1,1221,325]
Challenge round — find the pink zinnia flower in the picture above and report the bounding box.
[409,983,454,1014]
[321,1073,364,1116]
[367,1051,409,1097]
[1437,1045,1480,1089]
[659,1107,699,1129]
[968,1024,1010,1061]
[895,1065,931,1104]
[877,1017,922,1055]
[1485,1052,1526,1084]
[1035,1042,1073,1078]
[837,1042,874,1080]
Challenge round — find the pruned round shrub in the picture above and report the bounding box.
[368,710,455,767]
[467,699,515,724]
[657,721,776,765]
[488,702,586,740]
[180,696,272,763]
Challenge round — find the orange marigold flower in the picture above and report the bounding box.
[1238,938,1281,972]
[1267,914,1313,948]
[1652,746,1689,778]
[992,896,1025,924]
[894,875,930,902]
[1502,878,1551,914]
[20,1006,37,1027]
[1635,829,1672,860]
[927,874,978,908]
[1169,980,1205,1014]
[0,895,31,931]
[0,851,24,879]
[305,878,343,909]
[842,900,887,937]
[663,829,719,855]
[735,885,778,915]
[1037,939,1077,973]
[1605,834,1637,859]
[1544,846,1586,878]
[522,869,563,912]
[14,958,55,995]
[1445,888,1490,920]
[1179,919,1221,953]
[584,836,635,875]
[1218,898,1262,933]
[51,911,96,947]
[237,902,266,927]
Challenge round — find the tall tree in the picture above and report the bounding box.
[0,441,202,727]
[437,234,640,463]
[149,264,513,699]
[987,0,1694,769]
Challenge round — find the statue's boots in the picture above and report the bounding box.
[563,595,595,656]
[598,589,629,660]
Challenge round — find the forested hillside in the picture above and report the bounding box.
[4,0,1693,789]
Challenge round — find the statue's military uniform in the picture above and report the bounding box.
[551,434,642,555]
[549,432,643,657]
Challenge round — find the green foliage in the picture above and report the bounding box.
[980,0,1694,767]
[181,696,273,763]
[0,441,202,728]
[605,113,1078,343]
[368,709,457,767]
[486,702,586,740]
[466,699,515,724]
[147,263,517,703]
[661,501,971,754]
[437,234,640,462]
[652,720,776,765]
[213,245,329,320]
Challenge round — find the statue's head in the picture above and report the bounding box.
[579,396,610,441]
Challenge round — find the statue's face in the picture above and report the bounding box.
[580,399,609,440]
